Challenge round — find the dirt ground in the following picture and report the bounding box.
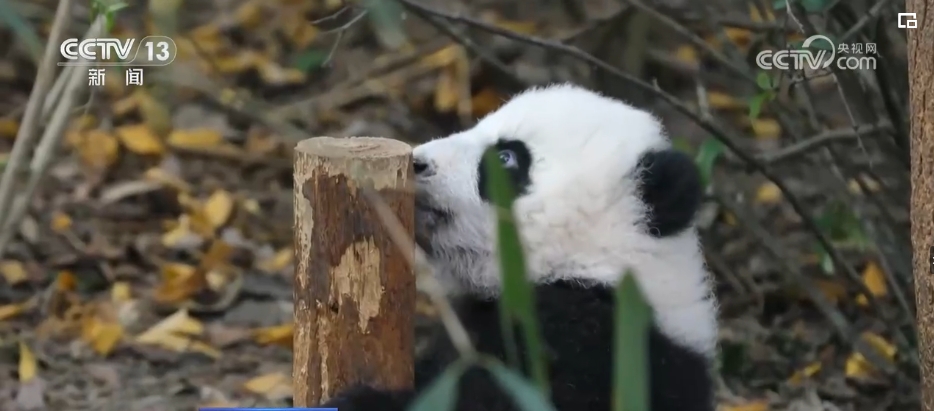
[0,0,916,410]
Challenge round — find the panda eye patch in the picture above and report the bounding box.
[498,149,518,168]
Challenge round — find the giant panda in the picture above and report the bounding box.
[318,83,719,411]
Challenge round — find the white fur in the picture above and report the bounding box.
[413,83,718,356]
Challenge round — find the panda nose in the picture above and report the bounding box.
[413,157,433,176]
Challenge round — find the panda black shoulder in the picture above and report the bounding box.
[442,280,714,411]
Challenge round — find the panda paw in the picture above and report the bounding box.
[318,384,414,411]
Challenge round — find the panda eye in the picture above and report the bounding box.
[498,149,518,169]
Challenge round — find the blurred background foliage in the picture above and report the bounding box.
[0,0,915,409]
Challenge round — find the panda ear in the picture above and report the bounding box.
[636,148,703,238]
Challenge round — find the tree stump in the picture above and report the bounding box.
[292,137,415,406]
[907,3,934,410]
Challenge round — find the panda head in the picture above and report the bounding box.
[413,83,717,355]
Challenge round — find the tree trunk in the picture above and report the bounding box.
[908,3,934,410]
[292,137,416,406]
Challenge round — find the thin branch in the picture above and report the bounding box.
[359,186,477,359]
[840,0,899,42]
[759,122,893,164]
[0,17,96,257]
[0,0,73,250]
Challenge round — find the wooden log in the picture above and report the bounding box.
[292,137,415,406]
[908,3,934,410]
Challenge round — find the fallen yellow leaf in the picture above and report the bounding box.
[161,216,203,249]
[143,331,222,358]
[434,66,460,113]
[257,248,293,273]
[243,372,292,399]
[186,207,218,238]
[81,315,124,356]
[213,53,260,74]
[0,118,19,138]
[844,352,872,378]
[138,309,204,341]
[241,198,261,214]
[111,282,132,302]
[253,323,293,348]
[720,400,769,411]
[674,45,699,65]
[494,19,537,34]
[862,332,896,360]
[856,261,887,306]
[707,91,746,110]
[73,114,97,131]
[136,309,220,358]
[723,27,752,48]
[144,167,192,192]
[135,89,173,137]
[845,332,897,378]
[471,87,505,118]
[204,190,235,229]
[814,279,847,304]
[847,176,881,194]
[282,14,320,48]
[0,303,27,321]
[200,240,233,272]
[754,182,782,204]
[56,270,77,292]
[50,211,72,233]
[201,400,240,408]
[154,263,204,304]
[235,0,265,29]
[748,3,775,22]
[112,94,139,117]
[257,61,307,85]
[751,119,781,140]
[76,130,120,169]
[188,25,225,55]
[721,211,738,226]
[420,44,461,69]
[168,128,224,150]
[19,342,37,382]
[116,124,166,156]
[0,260,29,285]
[788,361,822,384]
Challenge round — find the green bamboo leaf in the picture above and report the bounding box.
[755,72,772,90]
[293,49,329,72]
[360,0,407,49]
[694,139,726,187]
[748,93,768,120]
[485,361,558,411]
[612,272,652,411]
[407,361,467,411]
[0,0,43,62]
[772,0,832,12]
[482,148,549,395]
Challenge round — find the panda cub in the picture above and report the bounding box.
[320,83,719,411]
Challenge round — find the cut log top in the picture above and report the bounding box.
[295,136,413,159]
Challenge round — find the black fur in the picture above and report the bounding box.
[318,280,714,411]
[477,139,533,202]
[636,149,703,238]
